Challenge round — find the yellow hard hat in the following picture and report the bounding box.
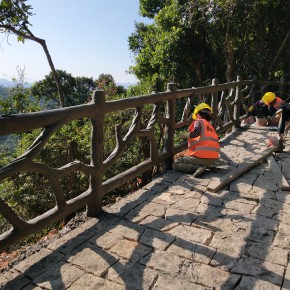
[262,92,276,104]
[192,103,212,120]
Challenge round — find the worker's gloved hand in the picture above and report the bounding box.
[179,132,190,140]
[248,106,254,113]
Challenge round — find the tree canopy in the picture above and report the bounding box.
[31,70,95,107]
[0,66,40,115]
[130,0,290,91]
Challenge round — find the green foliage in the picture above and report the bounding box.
[0,66,41,115]
[31,71,128,107]
[129,1,209,91]
[96,73,118,97]
[139,0,173,18]
[96,73,127,99]
[0,66,40,115]
[31,70,95,107]
[0,0,33,37]
[0,86,9,99]
[129,0,290,91]
[0,133,19,174]
[126,82,153,96]
[1,119,91,220]
[0,84,40,115]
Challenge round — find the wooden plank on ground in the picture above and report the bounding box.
[267,155,290,191]
[207,146,278,193]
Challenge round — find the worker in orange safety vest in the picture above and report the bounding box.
[172,103,220,173]
[261,92,290,149]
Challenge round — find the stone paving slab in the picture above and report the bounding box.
[2,126,290,289]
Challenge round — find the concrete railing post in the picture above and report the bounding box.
[233,75,242,129]
[211,78,219,128]
[87,89,106,217]
[162,83,176,172]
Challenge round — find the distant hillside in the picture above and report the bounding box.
[0,78,32,88]
[0,78,17,87]
[0,78,135,89]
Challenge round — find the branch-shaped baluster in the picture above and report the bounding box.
[104,107,143,166]
[0,197,29,231]
[157,117,170,126]
[146,103,160,130]
[215,92,236,133]
[218,90,226,115]
[228,87,235,105]
[32,161,94,209]
[0,121,64,182]
[180,96,193,122]
[0,159,33,183]
[57,160,95,176]
[143,103,162,161]
[137,130,159,161]
[239,86,250,113]
[174,96,195,129]
[123,107,142,141]
[225,95,235,123]
[217,90,228,126]
[103,124,122,166]
[19,121,64,159]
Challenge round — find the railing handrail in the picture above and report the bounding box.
[0,77,289,251]
[1,78,289,136]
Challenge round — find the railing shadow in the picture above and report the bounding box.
[2,77,288,250]
[2,132,290,289]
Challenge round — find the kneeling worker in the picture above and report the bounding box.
[172,103,220,174]
[261,92,290,140]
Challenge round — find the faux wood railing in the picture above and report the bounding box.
[0,77,288,251]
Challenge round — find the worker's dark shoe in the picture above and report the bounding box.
[275,139,285,153]
[193,166,207,178]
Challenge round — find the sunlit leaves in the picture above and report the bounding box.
[96,74,127,99]
[139,0,173,18]
[0,0,33,39]
[129,0,290,91]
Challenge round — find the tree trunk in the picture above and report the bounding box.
[1,25,65,107]
[38,39,65,107]
[225,36,234,82]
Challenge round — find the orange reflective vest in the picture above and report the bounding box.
[186,119,220,159]
[272,97,284,109]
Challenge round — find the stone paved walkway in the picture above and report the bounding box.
[2,126,290,290]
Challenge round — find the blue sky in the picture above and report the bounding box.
[0,0,149,84]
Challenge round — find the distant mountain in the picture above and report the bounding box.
[0,78,15,87]
[0,78,32,88]
[0,78,134,89]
